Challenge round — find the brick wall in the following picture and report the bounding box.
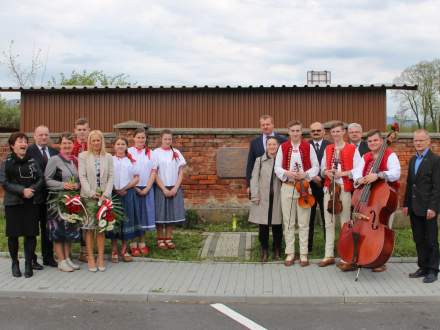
[1,129,440,223]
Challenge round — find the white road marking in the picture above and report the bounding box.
[211,303,267,330]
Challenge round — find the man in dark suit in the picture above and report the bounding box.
[26,125,59,268]
[348,122,369,156]
[308,122,330,253]
[246,115,286,192]
[403,129,440,283]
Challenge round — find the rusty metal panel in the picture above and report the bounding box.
[20,88,387,132]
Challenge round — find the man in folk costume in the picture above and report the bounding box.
[275,120,319,267]
[350,129,401,272]
[320,121,362,267]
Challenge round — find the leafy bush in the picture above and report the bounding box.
[0,97,20,129]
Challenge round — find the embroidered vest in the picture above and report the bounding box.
[280,140,311,172]
[362,147,400,190]
[324,143,356,192]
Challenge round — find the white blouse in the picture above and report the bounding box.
[112,156,138,190]
[153,147,186,187]
[127,147,157,187]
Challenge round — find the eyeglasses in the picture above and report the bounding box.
[310,130,322,133]
[413,139,429,143]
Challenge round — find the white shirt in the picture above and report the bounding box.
[320,145,362,188]
[312,139,323,150]
[352,152,401,183]
[112,156,138,190]
[127,147,157,187]
[153,147,186,187]
[274,142,319,182]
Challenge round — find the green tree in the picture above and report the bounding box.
[394,59,440,132]
[49,70,133,86]
[0,97,20,129]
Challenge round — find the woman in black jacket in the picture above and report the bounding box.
[0,132,44,278]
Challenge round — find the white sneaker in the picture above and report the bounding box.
[66,258,80,270]
[58,260,74,272]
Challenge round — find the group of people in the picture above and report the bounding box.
[247,115,440,283]
[0,118,186,278]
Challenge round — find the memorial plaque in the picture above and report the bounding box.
[216,147,249,178]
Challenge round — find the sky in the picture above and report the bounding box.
[1,0,439,114]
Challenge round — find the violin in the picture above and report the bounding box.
[337,124,399,274]
[326,154,343,215]
[294,162,316,209]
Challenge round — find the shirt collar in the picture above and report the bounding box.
[416,148,430,158]
[37,144,47,151]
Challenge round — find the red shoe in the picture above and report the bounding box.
[157,239,167,250]
[130,247,141,257]
[140,246,149,256]
[164,238,176,249]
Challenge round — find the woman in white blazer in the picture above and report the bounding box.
[79,130,113,272]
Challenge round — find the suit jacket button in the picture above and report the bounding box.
[412,184,416,188]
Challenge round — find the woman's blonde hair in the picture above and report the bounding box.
[87,130,106,156]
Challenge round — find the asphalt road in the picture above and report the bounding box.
[0,297,439,330]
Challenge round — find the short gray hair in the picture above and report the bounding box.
[347,123,363,131]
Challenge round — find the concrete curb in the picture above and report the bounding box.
[1,289,439,305]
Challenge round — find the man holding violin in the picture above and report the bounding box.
[320,121,361,267]
[403,129,440,284]
[351,129,401,272]
[275,120,319,267]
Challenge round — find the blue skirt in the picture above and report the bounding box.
[154,186,186,224]
[107,188,145,240]
[134,186,156,231]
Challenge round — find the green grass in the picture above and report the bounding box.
[0,215,422,262]
[250,226,420,262]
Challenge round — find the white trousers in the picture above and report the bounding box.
[281,183,311,259]
[323,190,352,258]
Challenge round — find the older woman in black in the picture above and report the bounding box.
[0,132,44,278]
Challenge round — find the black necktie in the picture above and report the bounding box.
[315,142,320,151]
[41,146,48,166]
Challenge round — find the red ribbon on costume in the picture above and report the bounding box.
[96,198,113,222]
[65,195,82,214]
[126,151,136,164]
[172,151,179,161]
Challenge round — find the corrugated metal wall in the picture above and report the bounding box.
[20,88,386,132]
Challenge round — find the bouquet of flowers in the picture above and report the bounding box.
[47,181,87,225]
[84,190,125,233]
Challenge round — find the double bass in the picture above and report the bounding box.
[337,124,399,276]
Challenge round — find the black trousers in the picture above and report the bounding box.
[410,211,439,274]
[34,203,54,263]
[259,224,283,251]
[8,236,37,263]
[308,183,326,252]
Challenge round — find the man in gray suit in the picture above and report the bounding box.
[348,123,369,156]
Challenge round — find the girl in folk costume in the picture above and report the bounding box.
[108,137,140,263]
[320,121,362,268]
[275,120,319,267]
[249,136,283,262]
[127,127,157,257]
[351,129,401,273]
[153,129,186,249]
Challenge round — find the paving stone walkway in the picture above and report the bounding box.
[200,232,257,260]
[0,257,439,304]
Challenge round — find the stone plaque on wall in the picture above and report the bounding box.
[216,147,249,178]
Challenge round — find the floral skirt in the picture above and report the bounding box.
[47,207,81,242]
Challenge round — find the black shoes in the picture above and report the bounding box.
[43,259,58,267]
[12,260,22,278]
[423,273,438,284]
[24,262,33,278]
[32,261,44,270]
[409,268,427,278]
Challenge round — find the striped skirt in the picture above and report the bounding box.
[154,186,186,224]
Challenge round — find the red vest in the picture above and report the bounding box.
[324,143,356,192]
[362,147,400,190]
[72,139,87,157]
[281,140,311,172]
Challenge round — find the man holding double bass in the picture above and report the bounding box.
[403,129,440,284]
[348,129,401,273]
